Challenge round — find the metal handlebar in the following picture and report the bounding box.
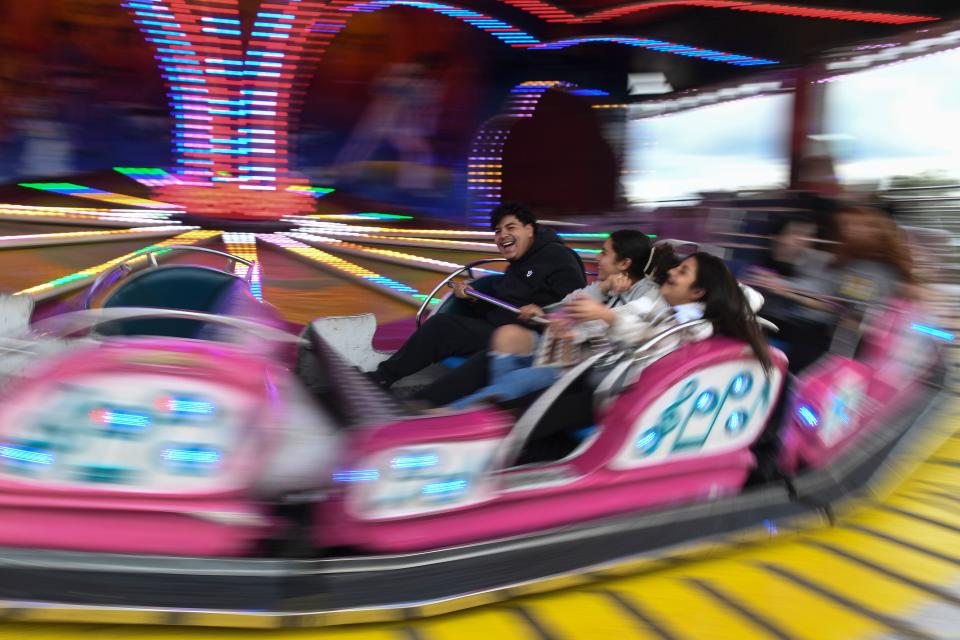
[457,286,550,325]
[84,245,254,310]
[33,307,303,344]
[415,258,509,327]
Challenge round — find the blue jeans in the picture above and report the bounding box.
[447,353,560,410]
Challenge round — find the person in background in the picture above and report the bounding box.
[370,202,586,388]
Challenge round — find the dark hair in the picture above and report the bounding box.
[607,230,652,280]
[490,202,537,231]
[647,243,680,285]
[689,252,772,371]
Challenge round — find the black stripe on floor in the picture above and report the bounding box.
[801,540,960,606]
[901,489,960,510]
[756,563,933,640]
[928,458,960,469]
[510,606,559,640]
[600,589,680,640]
[894,492,960,517]
[877,505,960,534]
[686,578,795,640]
[841,523,960,565]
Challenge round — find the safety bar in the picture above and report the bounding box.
[415,258,509,327]
[84,245,254,309]
[34,307,303,344]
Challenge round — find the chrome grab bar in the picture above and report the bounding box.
[84,245,254,309]
[414,258,509,327]
[34,307,303,344]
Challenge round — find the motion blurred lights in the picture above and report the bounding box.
[18,182,181,210]
[222,232,264,300]
[286,185,335,198]
[469,81,610,220]
[257,234,427,305]
[494,0,937,26]
[337,0,540,47]
[728,4,938,25]
[123,0,347,218]
[15,230,221,299]
[531,37,778,67]
[0,226,188,250]
[289,232,469,273]
[797,404,819,429]
[911,323,955,342]
[114,167,184,187]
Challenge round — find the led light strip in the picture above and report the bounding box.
[468,81,613,220]
[0,226,191,250]
[19,182,182,210]
[531,36,778,66]
[286,185,335,198]
[494,0,937,25]
[290,218,608,242]
[113,167,184,187]
[303,212,413,221]
[292,229,600,260]
[289,231,501,274]
[334,0,539,47]
[16,230,221,301]
[221,232,263,300]
[257,234,434,307]
[0,204,180,227]
[123,0,346,218]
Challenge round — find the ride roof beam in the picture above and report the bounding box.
[0,226,190,251]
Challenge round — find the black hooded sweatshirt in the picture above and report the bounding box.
[485,227,587,326]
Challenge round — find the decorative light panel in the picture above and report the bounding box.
[468,81,610,221]
[221,232,263,300]
[19,183,182,210]
[16,230,221,300]
[257,234,432,306]
[122,0,349,219]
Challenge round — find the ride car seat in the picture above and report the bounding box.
[99,265,248,338]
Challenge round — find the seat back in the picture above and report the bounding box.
[99,266,246,338]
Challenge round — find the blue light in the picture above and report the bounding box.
[695,390,718,413]
[333,469,380,482]
[569,89,610,96]
[725,410,749,434]
[797,405,819,429]
[635,429,660,454]
[162,447,220,464]
[731,373,753,398]
[421,479,468,495]
[911,323,954,342]
[160,396,216,416]
[391,453,439,470]
[92,409,151,430]
[0,444,54,465]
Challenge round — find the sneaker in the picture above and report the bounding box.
[361,368,392,390]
